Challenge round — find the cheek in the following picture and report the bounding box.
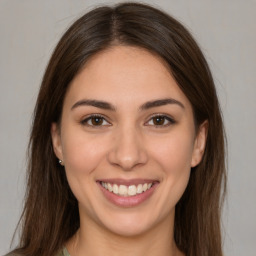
[148,132,194,204]
[150,132,194,173]
[60,128,111,210]
[61,128,109,180]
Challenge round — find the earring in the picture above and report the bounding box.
[59,159,64,165]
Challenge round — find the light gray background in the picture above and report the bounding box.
[0,0,255,255]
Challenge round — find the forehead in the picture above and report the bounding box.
[64,45,192,109]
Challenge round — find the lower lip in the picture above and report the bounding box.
[97,182,159,207]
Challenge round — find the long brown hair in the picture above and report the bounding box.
[10,2,226,256]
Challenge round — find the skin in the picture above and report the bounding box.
[51,46,208,256]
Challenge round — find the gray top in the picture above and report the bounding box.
[53,247,71,256]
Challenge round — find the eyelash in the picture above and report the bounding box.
[145,114,176,127]
[80,114,176,128]
[80,114,110,127]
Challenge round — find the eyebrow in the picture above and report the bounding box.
[140,98,184,110]
[71,99,116,111]
[71,98,185,111]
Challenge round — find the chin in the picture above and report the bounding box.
[96,209,163,238]
[104,219,152,237]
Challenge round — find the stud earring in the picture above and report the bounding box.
[59,159,64,165]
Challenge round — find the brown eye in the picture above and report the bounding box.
[152,116,165,125]
[146,115,176,127]
[81,115,110,127]
[91,116,103,126]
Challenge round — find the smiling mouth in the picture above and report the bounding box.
[98,180,159,197]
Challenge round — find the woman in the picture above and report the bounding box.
[7,2,226,256]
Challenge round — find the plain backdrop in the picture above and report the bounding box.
[0,0,255,255]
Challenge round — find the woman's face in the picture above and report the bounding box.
[52,46,207,237]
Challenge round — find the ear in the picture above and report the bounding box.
[191,120,208,167]
[51,123,64,162]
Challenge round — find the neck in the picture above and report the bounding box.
[66,211,184,256]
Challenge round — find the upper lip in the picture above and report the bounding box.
[97,179,159,186]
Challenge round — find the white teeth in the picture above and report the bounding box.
[113,184,119,194]
[107,183,113,192]
[143,183,148,192]
[136,184,143,194]
[119,185,128,196]
[128,185,137,196]
[101,182,154,196]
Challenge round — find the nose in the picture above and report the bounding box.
[107,125,148,171]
